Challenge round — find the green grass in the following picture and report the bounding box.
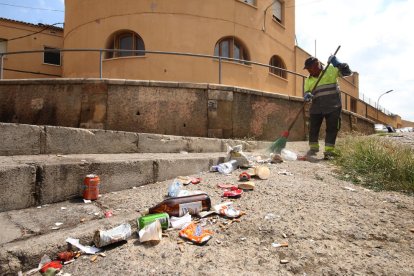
[334,135,414,194]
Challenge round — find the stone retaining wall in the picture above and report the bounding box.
[0,79,375,141]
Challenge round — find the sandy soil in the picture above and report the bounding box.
[53,137,414,276]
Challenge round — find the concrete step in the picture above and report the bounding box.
[0,123,272,156]
[0,152,227,212]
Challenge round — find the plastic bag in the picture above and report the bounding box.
[281,149,297,161]
[226,145,251,167]
[167,179,182,197]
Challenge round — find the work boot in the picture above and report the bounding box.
[323,151,338,160]
[306,149,319,156]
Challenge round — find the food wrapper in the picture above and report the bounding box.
[179,222,213,245]
[213,202,242,218]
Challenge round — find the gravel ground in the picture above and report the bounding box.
[46,134,414,276]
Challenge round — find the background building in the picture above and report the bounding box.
[0,17,63,79]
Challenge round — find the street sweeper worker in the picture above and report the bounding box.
[303,55,352,159]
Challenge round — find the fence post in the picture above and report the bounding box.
[0,54,4,80]
[99,50,103,79]
[218,57,222,84]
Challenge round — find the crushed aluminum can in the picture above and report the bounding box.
[93,223,131,248]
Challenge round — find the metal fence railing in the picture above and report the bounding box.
[0,48,306,84]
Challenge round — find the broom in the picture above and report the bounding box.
[269,45,341,153]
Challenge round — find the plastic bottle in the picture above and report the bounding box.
[148,193,211,217]
[167,179,182,197]
[217,160,238,174]
[281,149,297,161]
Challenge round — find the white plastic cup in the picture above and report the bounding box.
[139,220,162,242]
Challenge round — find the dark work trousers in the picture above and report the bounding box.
[309,108,342,148]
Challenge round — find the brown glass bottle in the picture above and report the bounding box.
[148,193,211,217]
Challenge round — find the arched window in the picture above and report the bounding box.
[269,55,287,78]
[214,36,250,64]
[106,30,145,58]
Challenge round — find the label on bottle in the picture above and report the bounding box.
[179,201,202,216]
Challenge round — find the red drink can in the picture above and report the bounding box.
[83,174,100,200]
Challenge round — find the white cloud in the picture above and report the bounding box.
[296,0,414,122]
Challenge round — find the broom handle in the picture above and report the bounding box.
[286,45,341,132]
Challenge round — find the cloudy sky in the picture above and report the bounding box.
[0,0,412,121]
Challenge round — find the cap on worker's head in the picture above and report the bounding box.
[303,56,318,69]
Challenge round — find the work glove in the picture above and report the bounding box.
[338,63,353,76]
[303,92,313,102]
[328,55,341,67]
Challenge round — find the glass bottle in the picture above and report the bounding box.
[148,193,211,217]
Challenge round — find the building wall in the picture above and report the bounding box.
[63,0,298,95]
[0,18,63,79]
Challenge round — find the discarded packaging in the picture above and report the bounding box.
[217,160,238,174]
[270,153,284,163]
[83,174,100,200]
[168,179,182,197]
[213,202,243,218]
[40,261,62,274]
[179,222,213,245]
[138,213,170,230]
[217,183,236,189]
[176,176,192,185]
[238,181,255,190]
[281,149,297,161]
[104,211,113,218]
[223,187,243,198]
[177,190,205,197]
[255,166,270,180]
[139,220,162,243]
[226,145,251,167]
[170,212,192,229]
[93,223,132,248]
[191,177,201,184]
[239,172,251,181]
[66,238,101,254]
[57,251,75,262]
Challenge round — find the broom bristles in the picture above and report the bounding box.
[269,136,287,153]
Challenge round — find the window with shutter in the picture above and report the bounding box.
[273,0,283,23]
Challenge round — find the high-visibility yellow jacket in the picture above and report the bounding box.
[304,65,341,114]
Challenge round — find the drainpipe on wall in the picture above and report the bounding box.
[262,0,278,32]
[0,54,4,80]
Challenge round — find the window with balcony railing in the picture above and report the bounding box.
[269,55,286,78]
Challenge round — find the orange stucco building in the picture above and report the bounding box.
[0,0,406,127]
[0,18,63,79]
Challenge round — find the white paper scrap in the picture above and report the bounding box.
[66,237,101,254]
